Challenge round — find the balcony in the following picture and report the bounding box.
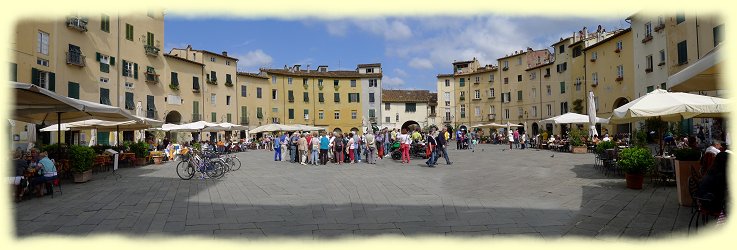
[65,51,86,67]
[66,17,88,32]
[192,113,201,122]
[645,68,653,73]
[192,87,201,93]
[473,96,481,100]
[428,112,436,117]
[615,76,624,82]
[488,114,496,120]
[369,117,377,123]
[145,72,160,84]
[474,81,479,84]
[144,45,160,56]
[240,116,249,125]
[288,98,295,103]
[502,66,508,71]
[206,78,217,85]
[615,48,621,53]
[590,57,597,62]
[591,82,598,87]
[654,23,665,32]
[459,96,465,101]
[641,35,653,43]
[224,81,233,87]
[488,95,495,99]
[543,73,550,78]
[146,110,159,120]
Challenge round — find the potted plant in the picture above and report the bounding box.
[618,147,655,189]
[673,147,702,206]
[150,151,164,164]
[130,141,149,166]
[595,141,616,154]
[70,145,95,183]
[568,129,587,154]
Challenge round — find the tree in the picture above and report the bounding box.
[572,99,584,114]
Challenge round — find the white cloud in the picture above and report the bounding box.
[383,76,405,87]
[408,58,434,69]
[324,18,412,40]
[234,50,273,71]
[393,68,408,77]
[326,22,349,36]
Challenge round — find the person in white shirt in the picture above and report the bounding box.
[602,134,611,142]
[399,128,411,164]
[706,141,723,156]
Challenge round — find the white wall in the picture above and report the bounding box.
[382,102,429,130]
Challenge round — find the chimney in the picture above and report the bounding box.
[294,64,301,71]
[527,47,533,52]
[583,27,588,38]
[222,51,228,56]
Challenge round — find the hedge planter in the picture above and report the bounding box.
[625,173,644,189]
[571,146,587,154]
[675,160,700,206]
[136,158,147,166]
[73,170,93,183]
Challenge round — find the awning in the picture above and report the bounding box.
[667,43,722,92]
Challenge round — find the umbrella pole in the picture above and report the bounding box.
[117,125,120,146]
[57,112,61,158]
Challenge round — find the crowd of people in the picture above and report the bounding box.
[10,148,58,201]
[264,126,454,167]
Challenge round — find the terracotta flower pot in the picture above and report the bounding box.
[625,173,644,189]
[571,146,587,154]
[73,170,92,183]
[136,158,147,166]
[153,156,163,165]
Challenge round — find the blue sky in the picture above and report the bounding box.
[164,14,628,92]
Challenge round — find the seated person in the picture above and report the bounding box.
[696,151,728,213]
[10,151,28,201]
[30,151,57,196]
[705,141,723,156]
[602,134,611,142]
[592,136,601,145]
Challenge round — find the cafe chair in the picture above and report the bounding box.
[43,178,62,198]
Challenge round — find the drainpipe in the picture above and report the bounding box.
[695,15,700,59]
[583,50,587,115]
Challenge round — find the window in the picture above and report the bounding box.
[318,93,324,102]
[385,103,390,110]
[303,92,309,102]
[304,109,309,120]
[288,90,294,102]
[366,68,374,73]
[37,31,49,55]
[713,24,724,47]
[348,93,360,103]
[333,111,340,120]
[226,61,231,66]
[226,74,232,84]
[37,58,49,67]
[334,93,340,103]
[369,79,378,87]
[272,89,278,100]
[575,78,582,91]
[546,85,551,96]
[531,88,537,99]
[334,79,339,88]
[556,62,567,73]
[350,79,356,87]
[444,79,450,87]
[504,109,509,119]
[517,90,522,101]
[210,57,215,62]
[517,75,522,82]
[661,82,667,90]
[474,90,480,99]
[517,57,522,65]
[503,77,508,84]
[368,109,375,118]
[591,52,598,61]
[227,114,232,123]
[616,41,623,51]
[645,22,652,37]
[405,103,416,112]
[659,50,666,65]
[226,96,231,106]
[369,93,375,103]
[572,46,582,58]
[460,104,466,118]
[31,68,54,91]
[545,68,551,76]
[272,76,277,84]
[101,14,110,32]
[460,91,465,98]
[532,106,537,117]
[459,78,465,87]
[287,77,292,85]
[475,76,480,83]
[241,85,247,97]
[100,88,110,105]
[676,12,685,24]
[122,60,136,78]
[546,104,552,116]
[386,117,391,123]
[503,61,509,68]
[530,72,536,80]
[272,107,278,113]
[560,82,566,94]
[67,82,80,99]
[125,92,134,110]
[489,74,494,82]
[518,107,523,117]
[318,79,323,88]
[319,111,324,120]
[559,45,565,54]
[592,73,598,86]
[209,71,217,82]
[489,88,495,98]
[193,76,200,91]
[211,112,217,122]
[396,113,399,122]
[171,72,179,86]
[302,78,308,85]
[490,105,495,115]
[617,65,624,79]
[125,24,134,41]
[646,55,653,72]
[351,111,357,119]
[210,94,216,105]
[647,86,655,93]
[560,102,568,115]
[193,101,200,116]
[288,109,294,120]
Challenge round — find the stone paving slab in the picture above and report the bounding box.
[13,144,703,239]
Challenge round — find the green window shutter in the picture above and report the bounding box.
[31,68,39,86]
[133,63,138,79]
[646,86,654,93]
[97,132,110,146]
[121,60,128,76]
[171,72,178,85]
[125,92,134,110]
[48,72,55,92]
[68,82,79,99]
[193,101,199,114]
[110,56,115,66]
[211,112,217,122]
[96,52,101,62]
[357,94,360,103]
[227,114,232,123]
[10,63,17,81]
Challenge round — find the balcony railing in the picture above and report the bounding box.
[369,117,377,122]
[591,81,598,87]
[144,45,160,56]
[615,76,624,82]
[645,68,653,73]
[641,35,653,43]
[488,114,496,120]
[502,66,509,71]
[66,17,88,32]
[146,110,159,119]
[66,51,85,67]
[543,73,550,78]
[240,117,249,125]
[206,78,217,84]
[192,113,201,122]
[145,72,159,83]
[654,23,665,32]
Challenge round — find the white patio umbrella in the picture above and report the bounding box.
[588,91,599,138]
[540,112,609,124]
[288,124,326,132]
[249,123,299,134]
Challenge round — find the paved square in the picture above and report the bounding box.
[13,144,698,239]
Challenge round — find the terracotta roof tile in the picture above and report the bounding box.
[382,89,433,103]
[262,68,382,78]
[237,71,269,79]
[357,63,381,68]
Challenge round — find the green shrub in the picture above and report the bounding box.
[129,141,149,158]
[69,145,95,173]
[673,147,702,161]
[618,147,655,174]
[596,141,616,154]
[568,128,585,147]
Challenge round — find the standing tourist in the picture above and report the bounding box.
[399,128,411,164]
[365,129,376,164]
[436,128,452,165]
[347,133,356,164]
[280,132,288,162]
[425,129,438,167]
[376,129,385,159]
[320,132,330,165]
[298,134,308,165]
[513,129,520,149]
[456,129,463,150]
[290,132,299,163]
[310,132,320,165]
[274,132,282,161]
[508,129,514,149]
[333,134,344,165]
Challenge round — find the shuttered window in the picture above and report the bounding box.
[68,82,80,99]
[677,40,688,65]
[100,88,111,105]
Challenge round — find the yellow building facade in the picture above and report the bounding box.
[236,72,271,128]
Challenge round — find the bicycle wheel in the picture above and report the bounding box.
[176,160,195,180]
[205,161,225,179]
[230,157,241,171]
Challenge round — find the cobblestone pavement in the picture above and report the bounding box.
[13,144,702,240]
